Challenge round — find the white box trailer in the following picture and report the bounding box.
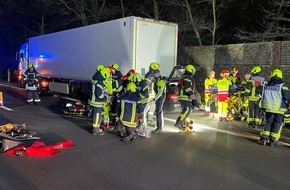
[16,16,178,97]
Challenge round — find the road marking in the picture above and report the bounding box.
[0,83,25,90]
[0,106,13,111]
[164,117,290,147]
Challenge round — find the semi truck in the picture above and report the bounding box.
[16,16,178,98]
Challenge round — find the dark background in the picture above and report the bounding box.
[0,0,289,78]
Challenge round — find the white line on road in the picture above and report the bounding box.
[0,106,13,111]
[164,117,290,147]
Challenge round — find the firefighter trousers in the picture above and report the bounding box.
[247,100,262,125]
[261,112,284,142]
[155,96,165,130]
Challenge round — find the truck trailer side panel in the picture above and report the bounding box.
[134,18,178,77]
[29,17,133,81]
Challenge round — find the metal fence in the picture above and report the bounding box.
[180,41,290,96]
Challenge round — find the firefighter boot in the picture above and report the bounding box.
[122,132,136,142]
[174,118,185,131]
[93,127,104,136]
[257,138,267,146]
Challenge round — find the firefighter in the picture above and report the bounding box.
[217,70,232,121]
[257,69,290,146]
[174,64,196,131]
[229,67,241,86]
[144,62,160,124]
[88,67,111,135]
[116,82,140,142]
[133,73,149,129]
[151,69,166,133]
[244,66,265,128]
[102,66,114,130]
[122,69,136,90]
[204,70,218,115]
[23,63,41,105]
[110,63,124,119]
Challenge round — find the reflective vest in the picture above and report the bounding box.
[217,78,232,101]
[153,77,166,101]
[136,80,149,104]
[247,76,265,101]
[205,76,218,94]
[261,83,286,114]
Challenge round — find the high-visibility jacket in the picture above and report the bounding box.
[23,69,40,90]
[136,80,149,104]
[245,74,265,101]
[259,77,290,114]
[178,73,194,102]
[204,76,218,94]
[119,92,139,128]
[217,77,232,102]
[88,72,106,108]
[153,76,166,101]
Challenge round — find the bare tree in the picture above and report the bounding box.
[58,0,107,25]
[235,0,290,42]
[165,0,223,46]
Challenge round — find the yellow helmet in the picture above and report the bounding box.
[251,66,261,74]
[112,63,119,70]
[28,63,34,68]
[100,67,111,79]
[96,64,105,71]
[133,73,142,83]
[126,82,137,92]
[185,64,196,74]
[149,62,159,70]
[271,69,283,79]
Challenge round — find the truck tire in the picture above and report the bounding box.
[70,83,79,98]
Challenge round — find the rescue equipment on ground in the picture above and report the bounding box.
[136,126,152,138]
[64,101,87,116]
[4,140,74,157]
[0,123,40,152]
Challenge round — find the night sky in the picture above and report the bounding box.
[0,0,288,79]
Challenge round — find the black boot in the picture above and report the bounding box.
[174,117,185,131]
[122,132,136,142]
[152,128,162,134]
[92,128,104,136]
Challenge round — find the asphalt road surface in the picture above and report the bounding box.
[1,82,290,190]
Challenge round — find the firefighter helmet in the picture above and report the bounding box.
[133,73,142,83]
[112,63,119,70]
[126,82,137,92]
[28,63,34,68]
[220,70,230,77]
[251,66,261,74]
[271,69,283,79]
[149,62,159,70]
[96,64,105,71]
[100,67,111,79]
[185,64,196,74]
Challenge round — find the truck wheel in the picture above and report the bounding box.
[70,83,79,98]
